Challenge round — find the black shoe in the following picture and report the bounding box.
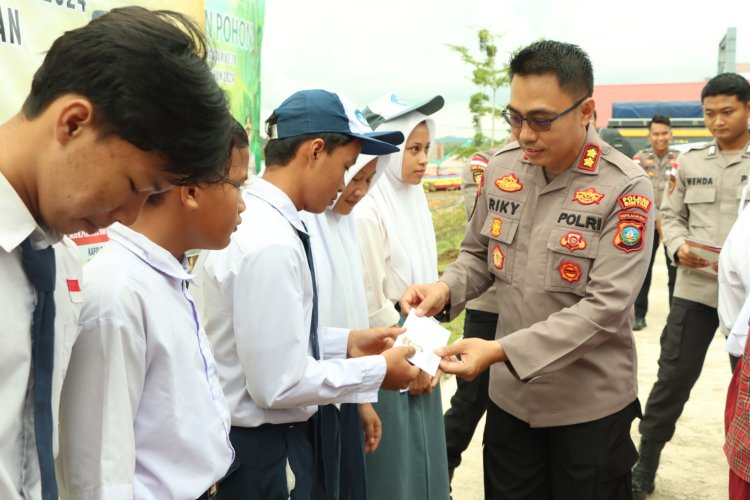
[633,317,647,331]
[632,438,665,498]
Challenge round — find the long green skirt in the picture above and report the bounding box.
[365,387,450,500]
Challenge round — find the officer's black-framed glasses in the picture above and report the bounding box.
[502,94,589,132]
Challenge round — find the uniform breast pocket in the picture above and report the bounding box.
[684,188,716,228]
[543,228,599,296]
[480,214,519,284]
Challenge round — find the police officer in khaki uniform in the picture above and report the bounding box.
[632,72,750,499]
[400,40,655,499]
[443,149,500,484]
[632,115,681,330]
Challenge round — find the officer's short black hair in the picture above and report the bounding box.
[263,111,353,167]
[648,115,671,130]
[701,73,750,104]
[509,40,593,100]
[22,6,232,186]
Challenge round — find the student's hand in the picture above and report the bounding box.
[408,370,434,396]
[399,281,451,317]
[358,403,382,453]
[436,338,506,381]
[677,243,710,269]
[381,346,420,390]
[348,327,404,358]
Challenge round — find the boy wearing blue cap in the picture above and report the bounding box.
[192,89,421,500]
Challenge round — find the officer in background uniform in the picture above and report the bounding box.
[632,115,680,330]
[443,149,499,484]
[400,40,655,499]
[632,72,750,499]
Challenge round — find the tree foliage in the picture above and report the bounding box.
[448,29,510,158]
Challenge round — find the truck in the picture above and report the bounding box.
[598,101,712,158]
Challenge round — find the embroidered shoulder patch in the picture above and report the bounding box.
[613,212,646,253]
[617,194,652,212]
[470,154,489,185]
[495,173,523,193]
[559,261,582,283]
[490,216,503,238]
[572,187,604,205]
[578,144,601,171]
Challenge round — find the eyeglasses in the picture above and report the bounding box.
[502,95,589,132]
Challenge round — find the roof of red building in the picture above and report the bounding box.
[593,82,707,127]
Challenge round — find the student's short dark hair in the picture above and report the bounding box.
[649,115,672,129]
[263,111,353,166]
[701,73,750,104]
[509,40,594,100]
[231,118,249,151]
[22,6,231,185]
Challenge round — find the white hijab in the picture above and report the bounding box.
[300,154,381,330]
[367,111,439,292]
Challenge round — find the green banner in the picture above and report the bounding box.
[205,0,265,172]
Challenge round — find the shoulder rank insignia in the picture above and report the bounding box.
[578,144,600,172]
[560,231,587,252]
[470,154,489,185]
[490,216,503,238]
[559,261,582,283]
[617,194,652,212]
[495,173,523,193]
[573,187,604,205]
[613,212,646,253]
[492,245,505,270]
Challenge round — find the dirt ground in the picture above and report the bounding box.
[443,249,732,499]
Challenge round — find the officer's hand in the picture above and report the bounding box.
[436,338,506,381]
[677,243,710,269]
[399,282,451,317]
[381,346,420,390]
[348,327,403,358]
[358,403,382,453]
[408,370,433,396]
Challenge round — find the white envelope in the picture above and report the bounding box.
[394,309,451,377]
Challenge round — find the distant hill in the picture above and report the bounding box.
[435,135,471,144]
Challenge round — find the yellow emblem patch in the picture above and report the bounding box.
[572,187,604,205]
[492,245,505,270]
[560,231,587,252]
[495,173,523,193]
[490,217,503,238]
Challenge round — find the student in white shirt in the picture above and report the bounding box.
[301,150,386,499]
[353,93,451,500]
[720,201,750,358]
[57,121,250,500]
[192,90,420,500]
[0,8,231,500]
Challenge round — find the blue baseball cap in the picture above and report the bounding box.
[267,89,404,155]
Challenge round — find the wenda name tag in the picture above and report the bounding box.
[394,309,450,377]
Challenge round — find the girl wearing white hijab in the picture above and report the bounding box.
[301,152,390,500]
[354,94,450,500]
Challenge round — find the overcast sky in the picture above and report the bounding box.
[260,0,750,139]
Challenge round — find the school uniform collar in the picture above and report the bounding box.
[0,171,61,253]
[107,223,192,282]
[244,176,308,235]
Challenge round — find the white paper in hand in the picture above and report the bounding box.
[394,309,450,376]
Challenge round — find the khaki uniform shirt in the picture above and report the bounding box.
[441,126,655,427]
[634,146,680,216]
[462,150,499,314]
[661,140,750,308]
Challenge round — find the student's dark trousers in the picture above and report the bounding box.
[483,400,639,500]
[218,422,315,500]
[444,309,498,472]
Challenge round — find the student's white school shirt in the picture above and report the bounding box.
[720,204,750,356]
[192,177,385,428]
[57,223,233,500]
[0,172,81,500]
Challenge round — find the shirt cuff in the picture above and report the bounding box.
[319,327,350,360]
[351,356,387,403]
